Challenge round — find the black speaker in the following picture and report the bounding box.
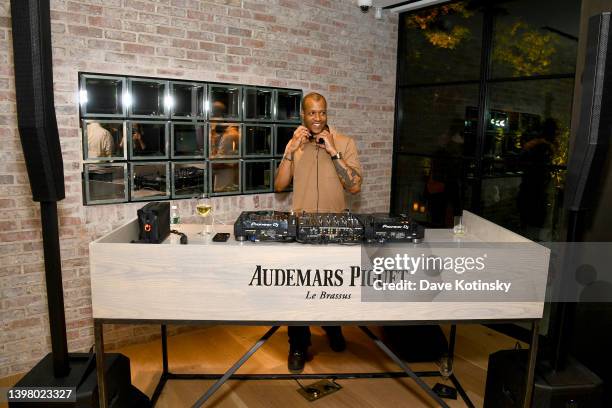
[137,202,170,244]
[550,12,612,379]
[484,349,603,408]
[10,0,65,202]
[9,353,151,408]
[382,325,448,362]
[565,12,612,213]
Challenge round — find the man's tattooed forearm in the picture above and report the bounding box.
[333,160,359,188]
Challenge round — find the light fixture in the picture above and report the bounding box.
[358,0,373,13]
[389,0,452,13]
[123,92,132,108]
[79,89,88,105]
[164,94,174,110]
[374,7,383,19]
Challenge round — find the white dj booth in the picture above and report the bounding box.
[90,211,549,407]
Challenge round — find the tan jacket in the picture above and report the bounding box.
[289,128,362,213]
[87,122,114,158]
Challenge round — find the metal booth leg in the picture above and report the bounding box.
[94,320,108,408]
[524,320,540,408]
[448,325,476,408]
[190,326,280,408]
[151,325,169,406]
[359,326,451,408]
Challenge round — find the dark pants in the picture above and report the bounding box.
[288,326,342,350]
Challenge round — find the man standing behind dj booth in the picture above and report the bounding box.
[274,92,363,373]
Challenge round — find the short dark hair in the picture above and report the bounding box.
[301,92,326,112]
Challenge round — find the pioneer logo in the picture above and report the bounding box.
[250,222,279,227]
[381,224,411,230]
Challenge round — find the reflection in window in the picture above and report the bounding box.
[392,0,578,239]
[244,125,272,156]
[172,123,204,158]
[244,160,273,193]
[400,2,482,85]
[209,86,241,119]
[129,122,167,159]
[275,125,297,156]
[481,168,565,241]
[276,90,301,121]
[84,121,124,159]
[210,123,240,158]
[393,155,472,227]
[82,76,124,116]
[244,88,273,120]
[491,0,579,78]
[131,80,167,117]
[211,161,240,194]
[486,79,574,164]
[171,83,197,117]
[172,162,206,198]
[85,164,127,203]
[131,163,169,200]
[393,155,431,224]
[397,85,479,156]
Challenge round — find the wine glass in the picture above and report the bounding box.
[195,196,214,236]
[437,353,454,382]
[453,215,465,236]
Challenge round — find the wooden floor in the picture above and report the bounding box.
[0,324,525,408]
[111,324,525,408]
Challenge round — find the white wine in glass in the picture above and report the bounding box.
[196,198,213,235]
[196,204,212,217]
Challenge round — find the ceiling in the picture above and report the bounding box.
[372,0,452,12]
[373,0,414,7]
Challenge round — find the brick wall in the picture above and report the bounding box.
[0,0,398,378]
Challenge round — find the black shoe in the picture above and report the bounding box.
[328,331,346,352]
[288,348,307,373]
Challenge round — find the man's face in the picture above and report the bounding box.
[301,98,327,135]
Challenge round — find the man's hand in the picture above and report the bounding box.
[315,128,338,156]
[285,125,310,156]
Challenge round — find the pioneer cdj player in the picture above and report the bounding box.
[234,211,296,242]
[362,213,425,243]
[233,211,424,244]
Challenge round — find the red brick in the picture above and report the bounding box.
[227,46,251,56]
[157,26,186,38]
[172,38,199,50]
[0,199,15,208]
[199,42,225,53]
[0,231,40,243]
[123,43,155,55]
[67,25,103,38]
[241,39,265,49]
[253,13,275,23]
[67,1,104,15]
[215,34,240,46]
[88,16,122,30]
[104,30,137,42]
[227,27,252,38]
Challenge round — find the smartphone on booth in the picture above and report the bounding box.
[212,232,230,242]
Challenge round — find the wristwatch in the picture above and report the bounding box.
[331,152,342,161]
